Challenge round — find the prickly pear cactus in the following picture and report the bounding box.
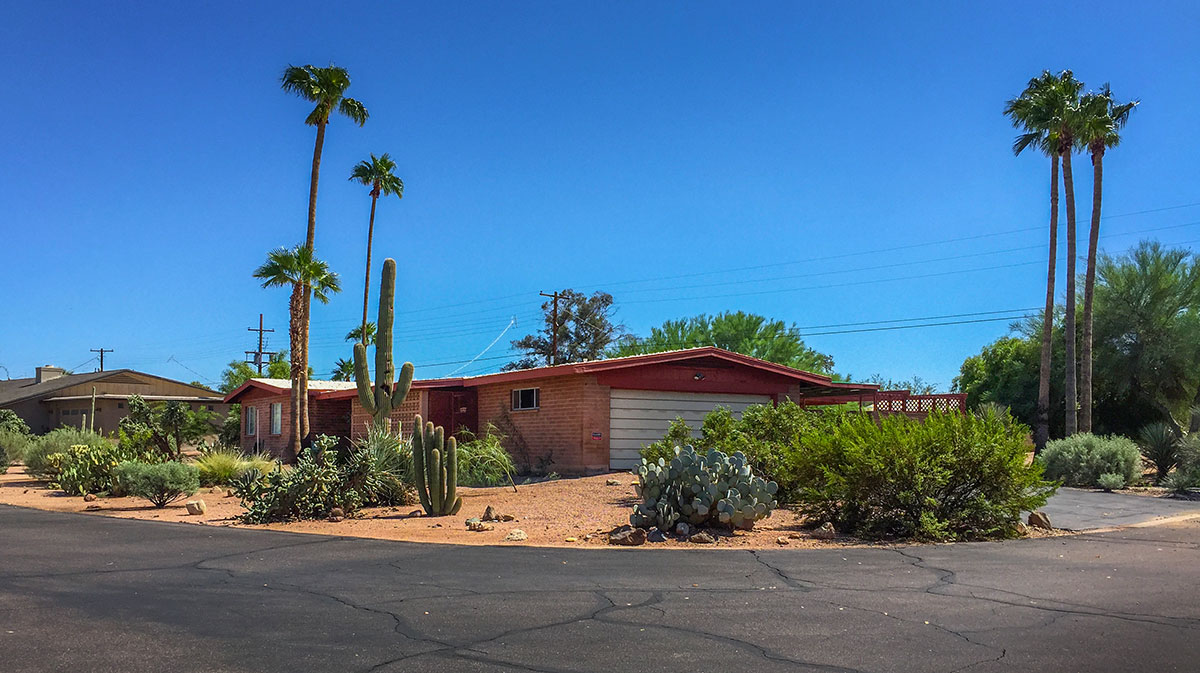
[631,445,778,531]
[353,258,414,428]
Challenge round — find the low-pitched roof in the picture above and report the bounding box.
[221,378,357,402]
[310,347,879,401]
[0,369,221,407]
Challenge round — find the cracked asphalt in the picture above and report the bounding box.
[2,504,1198,672]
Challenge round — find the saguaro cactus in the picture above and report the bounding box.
[353,258,414,428]
[412,414,462,516]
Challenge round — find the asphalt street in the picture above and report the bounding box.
[2,503,1199,672]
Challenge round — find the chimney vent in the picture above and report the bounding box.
[35,366,66,384]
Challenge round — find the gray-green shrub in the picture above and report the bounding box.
[794,408,1056,540]
[1097,472,1127,491]
[0,429,32,467]
[1041,433,1141,488]
[114,461,199,508]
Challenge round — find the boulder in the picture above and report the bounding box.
[811,522,837,540]
[481,505,499,522]
[499,513,517,522]
[609,525,647,546]
[185,500,207,516]
[674,522,692,538]
[504,529,528,542]
[647,528,667,543]
[1027,511,1052,530]
[688,531,716,544]
[83,493,98,502]
[466,518,494,532]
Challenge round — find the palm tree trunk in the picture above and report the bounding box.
[1062,148,1079,436]
[287,283,304,459]
[362,190,379,345]
[306,120,327,251]
[1035,154,1060,452]
[1080,147,1104,433]
[300,290,311,443]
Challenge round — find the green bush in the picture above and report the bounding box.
[0,443,8,475]
[1041,433,1142,488]
[0,409,30,435]
[114,461,200,508]
[794,409,1056,540]
[352,424,415,506]
[56,443,141,496]
[456,424,517,487]
[192,447,276,487]
[0,429,33,467]
[1137,422,1179,483]
[1097,472,1127,491]
[234,436,378,523]
[1164,435,1200,494]
[24,428,115,481]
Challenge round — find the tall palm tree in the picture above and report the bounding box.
[1052,71,1085,437]
[1004,70,1078,449]
[280,64,366,441]
[1076,85,1138,433]
[280,65,369,251]
[253,246,342,457]
[349,154,404,345]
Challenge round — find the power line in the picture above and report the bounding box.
[90,348,113,371]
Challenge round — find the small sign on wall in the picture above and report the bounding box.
[591,432,603,440]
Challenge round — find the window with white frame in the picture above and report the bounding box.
[511,388,540,411]
[246,407,258,436]
[270,403,282,435]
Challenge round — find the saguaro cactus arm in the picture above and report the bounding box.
[353,342,377,416]
[393,362,414,408]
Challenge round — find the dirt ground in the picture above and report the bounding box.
[0,466,1062,549]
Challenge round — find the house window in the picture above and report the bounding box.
[511,388,540,411]
[246,407,258,436]
[270,403,282,435]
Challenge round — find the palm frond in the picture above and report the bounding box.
[339,98,369,126]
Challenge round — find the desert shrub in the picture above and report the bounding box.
[793,408,1056,540]
[1041,433,1141,488]
[639,417,698,466]
[1137,422,1179,483]
[114,461,199,508]
[456,424,517,487]
[57,443,142,495]
[192,448,276,486]
[1163,436,1200,494]
[631,445,779,530]
[25,428,114,480]
[0,443,8,475]
[352,424,415,506]
[234,435,378,523]
[0,429,33,467]
[1097,472,1127,491]
[0,409,30,435]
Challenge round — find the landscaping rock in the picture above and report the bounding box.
[84,504,101,511]
[499,513,517,522]
[674,522,691,538]
[83,493,97,502]
[565,537,578,542]
[688,530,716,544]
[647,528,667,543]
[1015,521,1030,536]
[504,529,528,542]
[408,510,423,517]
[466,518,494,532]
[776,536,790,546]
[481,505,499,522]
[811,522,837,539]
[225,489,235,498]
[609,525,647,546]
[185,500,207,516]
[1027,511,1052,530]
[211,487,224,494]
[605,478,622,486]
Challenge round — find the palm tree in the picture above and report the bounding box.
[349,154,404,344]
[1076,85,1138,433]
[1004,70,1079,449]
[280,65,369,251]
[253,246,342,457]
[1051,71,1086,437]
[332,323,376,381]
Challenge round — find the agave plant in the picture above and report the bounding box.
[1138,422,1179,483]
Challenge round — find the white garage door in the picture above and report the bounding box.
[608,389,771,471]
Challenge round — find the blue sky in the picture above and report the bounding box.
[3,1,1199,390]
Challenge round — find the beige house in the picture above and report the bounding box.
[0,366,229,434]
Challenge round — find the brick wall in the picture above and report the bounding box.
[238,389,351,459]
[475,374,610,475]
[348,390,425,441]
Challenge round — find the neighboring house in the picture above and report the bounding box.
[227,347,914,472]
[0,366,229,434]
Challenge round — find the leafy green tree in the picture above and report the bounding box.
[1076,86,1138,433]
[350,154,403,345]
[254,246,342,455]
[219,352,293,394]
[609,311,834,374]
[0,409,30,435]
[1004,70,1078,450]
[505,290,623,370]
[865,374,937,395]
[119,395,214,460]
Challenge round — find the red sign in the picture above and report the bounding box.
[591,432,602,440]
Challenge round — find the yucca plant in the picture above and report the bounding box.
[353,423,415,506]
[1138,422,1179,483]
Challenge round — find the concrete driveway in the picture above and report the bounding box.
[3,504,1199,672]
[1041,487,1200,530]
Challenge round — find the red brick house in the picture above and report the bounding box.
[221,379,356,457]
[225,347,962,472]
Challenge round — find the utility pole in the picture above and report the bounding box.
[245,314,276,374]
[90,348,113,371]
[539,291,562,366]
